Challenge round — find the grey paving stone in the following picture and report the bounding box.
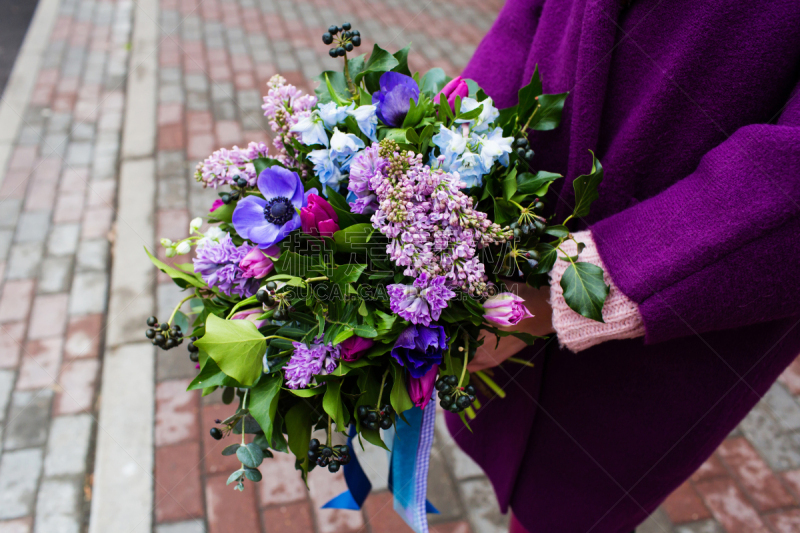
[0,448,44,519]
[0,370,14,422]
[76,238,110,272]
[14,211,51,243]
[92,153,118,181]
[157,177,189,209]
[434,411,484,479]
[212,100,237,121]
[675,519,725,533]
[157,151,185,178]
[763,382,800,432]
[638,508,674,533]
[42,133,69,158]
[71,122,96,142]
[458,478,509,533]
[4,390,54,450]
[210,82,234,102]
[156,521,206,533]
[184,73,208,93]
[34,478,82,533]
[19,124,45,145]
[0,229,14,260]
[44,415,94,477]
[739,402,800,471]
[39,256,75,294]
[47,112,72,135]
[66,142,94,166]
[427,446,463,522]
[159,84,184,103]
[48,223,81,256]
[6,242,44,279]
[0,199,23,229]
[68,271,109,315]
[186,91,210,111]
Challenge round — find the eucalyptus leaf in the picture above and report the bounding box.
[237,443,265,468]
[560,261,609,322]
[244,467,263,482]
[221,444,241,456]
[226,469,244,485]
[194,314,266,387]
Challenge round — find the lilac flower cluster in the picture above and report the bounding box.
[365,140,513,295]
[387,273,455,326]
[261,75,317,172]
[192,233,259,298]
[347,144,385,214]
[284,341,340,389]
[195,142,269,189]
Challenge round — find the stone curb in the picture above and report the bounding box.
[0,0,61,186]
[88,0,159,530]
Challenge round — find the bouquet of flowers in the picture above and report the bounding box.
[147,22,607,531]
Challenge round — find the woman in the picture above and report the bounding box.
[445,1,800,531]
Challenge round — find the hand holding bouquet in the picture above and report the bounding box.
[147,22,607,529]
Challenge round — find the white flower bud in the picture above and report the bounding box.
[160,238,173,248]
[175,241,191,255]
[189,217,203,233]
[165,247,177,258]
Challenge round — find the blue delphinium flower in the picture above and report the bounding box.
[391,324,448,379]
[329,127,365,170]
[432,124,470,169]
[455,96,500,133]
[347,104,378,141]
[373,72,420,127]
[452,147,486,188]
[290,112,329,147]
[232,166,310,248]
[476,127,513,170]
[318,101,351,129]
[308,149,345,195]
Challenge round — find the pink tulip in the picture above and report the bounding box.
[408,364,439,409]
[300,194,340,237]
[483,292,534,327]
[210,198,225,212]
[232,307,268,329]
[435,76,469,112]
[239,245,279,279]
[339,336,374,362]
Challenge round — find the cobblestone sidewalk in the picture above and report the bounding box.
[2,0,800,532]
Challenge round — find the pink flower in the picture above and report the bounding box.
[483,292,534,327]
[435,76,469,112]
[300,193,340,237]
[210,198,225,212]
[232,308,268,329]
[339,336,374,362]
[408,364,438,409]
[239,245,279,279]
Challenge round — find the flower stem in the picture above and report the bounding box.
[458,330,469,388]
[304,276,329,284]
[326,415,332,446]
[167,294,194,326]
[263,335,298,344]
[343,55,357,97]
[241,389,249,447]
[375,368,390,410]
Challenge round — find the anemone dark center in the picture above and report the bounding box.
[263,196,293,225]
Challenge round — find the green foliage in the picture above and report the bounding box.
[390,364,414,415]
[355,44,400,85]
[145,248,205,290]
[419,68,447,97]
[528,92,569,131]
[515,171,563,198]
[313,71,350,104]
[286,401,315,473]
[194,314,266,387]
[323,380,348,430]
[333,223,375,253]
[248,374,282,440]
[560,261,609,322]
[572,151,604,218]
[237,443,265,469]
[392,45,411,76]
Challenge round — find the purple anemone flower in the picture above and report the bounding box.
[232,166,310,248]
[372,72,420,128]
[391,324,448,379]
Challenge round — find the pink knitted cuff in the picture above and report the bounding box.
[548,230,645,352]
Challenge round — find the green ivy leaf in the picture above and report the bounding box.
[346,54,367,83]
[528,92,569,131]
[517,65,543,122]
[361,427,390,450]
[560,261,609,322]
[323,380,348,431]
[187,357,238,391]
[390,364,414,415]
[392,45,411,76]
[544,225,569,239]
[533,243,557,274]
[286,401,315,472]
[248,373,282,440]
[194,314,266,387]
[207,202,234,223]
[354,44,400,85]
[330,264,367,284]
[333,223,375,253]
[253,157,286,176]
[572,151,604,219]
[236,443,264,468]
[515,171,563,198]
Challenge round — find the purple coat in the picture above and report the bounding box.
[445,1,800,531]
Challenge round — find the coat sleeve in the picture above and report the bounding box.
[591,82,800,345]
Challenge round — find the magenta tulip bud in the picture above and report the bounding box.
[435,76,469,112]
[239,245,278,279]
[339,336,374,362]
[231,307,268,329]
[408,364,439,410]
[300,193,340,237]
[210,198,224,212]
[483,292,534,327]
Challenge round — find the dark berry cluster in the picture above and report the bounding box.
[517,248,541,270]
[435,375,476,413]
[510,216,545,239]
[357,404,394,430]
[187,336,200,362]
[218,175,251,204]
[322,23,361,58]
[256,281,291,320]
[145,316,184,350]
[514,137,535,167]
[308,439,350,473]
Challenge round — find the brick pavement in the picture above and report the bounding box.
[3,0,800,532]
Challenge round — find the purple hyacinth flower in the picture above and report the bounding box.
[387,273,455,326]
[391,324,448,379]
[232,166,310,248]
[372,72,420,128]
